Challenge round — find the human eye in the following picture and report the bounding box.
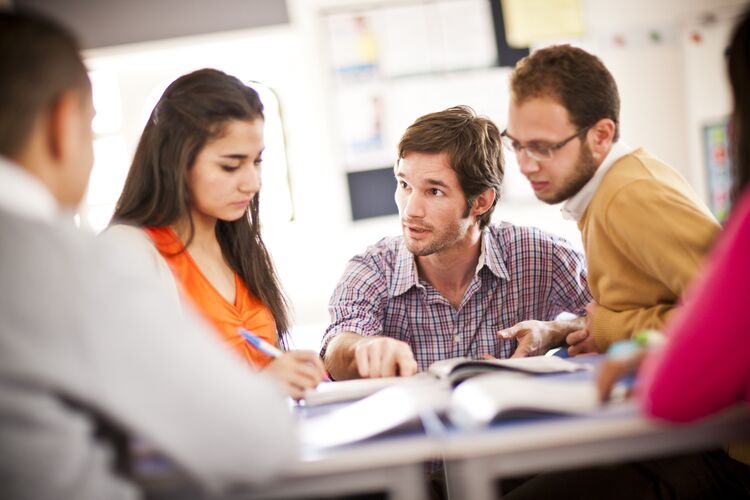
[429,188,444,197]
[221,164,240,172]
[254,156,263,167]
[528,143,553,158]
[397,180,409,189]
[510,139,525,153]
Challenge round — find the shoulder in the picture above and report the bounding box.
[99,224,179,290]
[485,222,575,253]
[596,150,691,206]
[350,235,403,270]
[100,224,159,264]
[335,236,405,293]
[102,223,152,245]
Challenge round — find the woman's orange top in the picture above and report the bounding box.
[144,226,277,369]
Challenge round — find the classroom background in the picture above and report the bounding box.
[8,0,742,349]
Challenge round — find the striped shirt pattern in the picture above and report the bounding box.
[323,222,592,372]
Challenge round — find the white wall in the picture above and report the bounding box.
[82,0,748,350]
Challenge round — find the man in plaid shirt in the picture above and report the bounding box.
[322,106,592,380]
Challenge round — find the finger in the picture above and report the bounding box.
[379,346,398,378]
[291,351,327,376]
[367,342,383,378]
[566,328,589,346]
[596,362,620,402]
[597,375,617,403]
[568,343,584,357]
[497,324,523,339]
[482,354,496,360]
[393,343,417,377]
[570,337,598,356]
[292,362,325,388]
[396,351,418,377]
[288,383,305,401]
[355,344,370,378]
[511,344,530,358]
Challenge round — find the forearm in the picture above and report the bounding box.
[323,332,367,380]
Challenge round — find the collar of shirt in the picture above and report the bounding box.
[389,228,510,297]
[561,141,634,222]
[0,156,58,223]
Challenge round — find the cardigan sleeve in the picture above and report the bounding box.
[591,179,720,349]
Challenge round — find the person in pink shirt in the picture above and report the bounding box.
[637,9,750,464]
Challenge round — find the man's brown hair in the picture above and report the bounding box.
[0,10,90,158]
[510,44,621,141]
[397,105,504,229]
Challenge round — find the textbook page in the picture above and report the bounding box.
[303,356,588,406]
[429,355,590,384]
[448,374,626,430]
[303,373,432,406]
[299,380,450,449]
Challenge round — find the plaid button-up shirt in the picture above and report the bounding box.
[322,223,591,372]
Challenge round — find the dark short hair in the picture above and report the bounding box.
[0,10,90,158]
[510,44,621,142]
[729,9,750,198]
[397,105,504,229]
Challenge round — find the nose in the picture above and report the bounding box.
[517,150,541,177]
[239,165,260,194]
[402,191,425,219]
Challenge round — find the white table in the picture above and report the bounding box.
[441,400,750,500]
[232,432,438,500]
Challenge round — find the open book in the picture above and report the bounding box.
[302,355,589,406]
[448,374,628,430]
[299,369,622,449]
[299,379,450,449]
[428,355,590,384]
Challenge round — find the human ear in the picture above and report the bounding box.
[472,187,497,217]
[47,90,82,165]
[588,118,616,159]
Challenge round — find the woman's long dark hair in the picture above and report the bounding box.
[729,10,750,199]
[112,68,290,336]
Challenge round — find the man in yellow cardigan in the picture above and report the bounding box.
[501,44,720,355]
[497,44,745,500]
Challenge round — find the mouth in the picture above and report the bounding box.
[529,180,549,192]
[231,200,252,209]
[403,223,432,239]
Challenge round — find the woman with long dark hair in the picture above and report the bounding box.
[109,68,324,399]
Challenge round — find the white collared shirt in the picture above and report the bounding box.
[561,141,634,222]
[0,156,58,223]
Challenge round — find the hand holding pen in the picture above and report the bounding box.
[239,328,327,400]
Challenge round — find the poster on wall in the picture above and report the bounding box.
[321,0,501,221]
[703,118,733,223]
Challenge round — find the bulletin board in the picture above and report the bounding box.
[320,0,515,220]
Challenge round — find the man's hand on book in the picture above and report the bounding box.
[354,337,418,378]
[498,317,586,358]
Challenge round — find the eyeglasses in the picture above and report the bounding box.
[501,124,594,162]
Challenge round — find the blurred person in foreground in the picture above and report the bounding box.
[0,10,296,500]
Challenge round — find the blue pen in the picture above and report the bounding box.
[238,327,284,358]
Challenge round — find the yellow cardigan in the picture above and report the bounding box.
[579,148,721,351]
